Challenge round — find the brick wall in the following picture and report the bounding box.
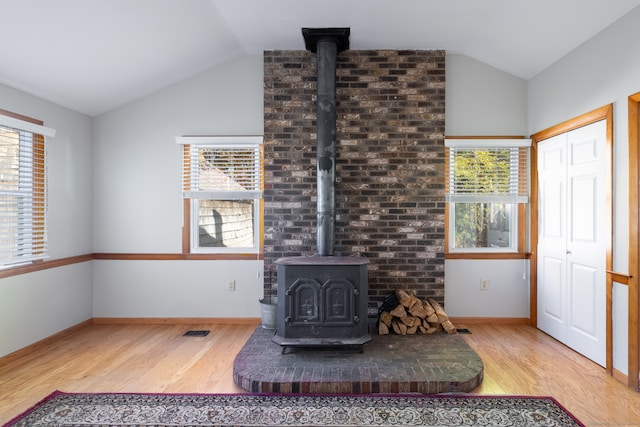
[263,49,445,303]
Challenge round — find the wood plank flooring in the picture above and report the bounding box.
[0,322,638,426]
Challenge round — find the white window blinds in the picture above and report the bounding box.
[445,139,530,204]
[0,114,55,266]
[176,136,264,200]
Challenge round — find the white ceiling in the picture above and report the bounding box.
[1,0,639,117]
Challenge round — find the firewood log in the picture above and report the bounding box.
[390,304,407,318]
[380,311,393,327]
[422,299,436,316]
[391,319,408,335]
[408,295,420,309]
[427,298,449,323]
[426,313,439,324]
[401,316,416,326]
[408,301,428,319]
[379,321,389,335]
[398,322,408,335]
[441,320,458,334]
[391,319,402,335]
[396,289,413,308]
[381,290,457,335]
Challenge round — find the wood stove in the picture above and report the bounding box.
[272,256,371,347]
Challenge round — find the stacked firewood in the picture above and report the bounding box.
[378,289,457,335]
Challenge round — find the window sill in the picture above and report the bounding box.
[445,252,530,260]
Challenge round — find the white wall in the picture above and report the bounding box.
[445,260,529,317]
[0,83,94,357]
[613,282,629,374]
[0,263,93,356]
[92,54,265,318]
[528,6,640,374]
[444,54,530,318]
[93,260,263,318]
[446,54,528,136]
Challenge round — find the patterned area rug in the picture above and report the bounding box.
[4,391,584,427]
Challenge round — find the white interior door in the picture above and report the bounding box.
[537,133,568,343]
[537,120,606,367]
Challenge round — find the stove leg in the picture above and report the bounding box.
[281,346,298,355]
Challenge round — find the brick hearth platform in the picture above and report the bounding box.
[233,327,483,394]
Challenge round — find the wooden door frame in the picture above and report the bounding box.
[529,104,614,369]
[628,92,640,389]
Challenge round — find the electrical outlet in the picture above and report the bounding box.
[227,280,236,291]
[480,279,489,290]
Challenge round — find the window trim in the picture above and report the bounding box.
[444,136,529,259]
[0,110,55,268]
[177,136,264,257]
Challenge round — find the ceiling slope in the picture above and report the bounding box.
[0,0,638,116]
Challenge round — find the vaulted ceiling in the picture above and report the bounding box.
[2,0,639,117]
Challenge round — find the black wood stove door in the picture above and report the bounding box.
[288,277,356,327]
[273,256,370,346]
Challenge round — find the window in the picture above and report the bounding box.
[445,138,530,253]
[177,136,263,254]
[0,111,55,267]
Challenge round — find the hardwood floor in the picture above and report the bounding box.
[1,322,638,426]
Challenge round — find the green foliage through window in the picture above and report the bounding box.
[451,149,512,197]
[445,140,529,252]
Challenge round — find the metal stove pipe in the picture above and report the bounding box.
[315,39,337,256]
[302,28,350,256]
